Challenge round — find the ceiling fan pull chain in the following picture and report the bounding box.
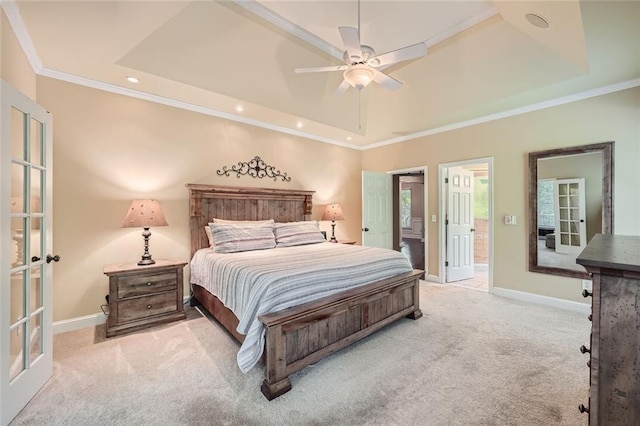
[359,91,362,130]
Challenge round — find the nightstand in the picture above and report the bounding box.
[103,259,187,337]
[338,240,357,245]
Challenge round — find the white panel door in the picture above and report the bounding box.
[362,171,392,249]
[1,81,54,425]
[447,168,475,282]
[554,178,587,255]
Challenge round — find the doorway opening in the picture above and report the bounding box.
[389,167,427,279]
[439,158,493,292]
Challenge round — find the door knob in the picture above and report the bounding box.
[362,227,369,232]
[46,254,60,263]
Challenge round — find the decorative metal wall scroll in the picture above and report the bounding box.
[217,156,292,182]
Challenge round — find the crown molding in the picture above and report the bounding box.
[362,78,640,150]
[1,0,43,72]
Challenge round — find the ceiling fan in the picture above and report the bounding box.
[294,1,428,95]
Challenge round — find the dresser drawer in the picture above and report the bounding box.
[117,272,177,299]
[118,292,178,323]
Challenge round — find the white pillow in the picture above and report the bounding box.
[204,224,215,248]
[211,222,276,253]
[274,221,325,247]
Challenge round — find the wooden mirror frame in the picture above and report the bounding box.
[528,142,614,279]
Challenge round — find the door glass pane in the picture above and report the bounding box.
[31,168,43,213]
[11,163,25,199]
[11,270,26,322]
[571,234,581,246]
[30,217,42,262]
[11,217,26,267]
[30,313,43,363]
[31,265,43,311]
[561,234,569,245]
[30,117,43,166]
[10,324,26,382]
[11,106,26,160]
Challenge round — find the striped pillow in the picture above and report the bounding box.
[211,223,276,253]
[274,221,325,247]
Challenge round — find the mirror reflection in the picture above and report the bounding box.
[528,142,613,279]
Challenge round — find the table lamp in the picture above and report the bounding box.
[321,204,345,243]
[121,199,168,265]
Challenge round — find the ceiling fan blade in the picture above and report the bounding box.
[373,71,403,91]
[368,42,427,68]
[338,26,363,63]
[333,79,351,96]
[295,65,349,74]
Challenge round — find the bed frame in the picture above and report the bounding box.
[187,184,423,400]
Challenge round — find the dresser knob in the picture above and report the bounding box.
[147,305,152,309]
[582,289,592,298]
[147,282,152,286]
[580,345,591,354]
[578,404,589,413]
[588,314,592,322]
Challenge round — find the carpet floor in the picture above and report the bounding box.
[11,283,590,425]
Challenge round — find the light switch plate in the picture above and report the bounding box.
[431,214,437,223]
[504,215,517,225]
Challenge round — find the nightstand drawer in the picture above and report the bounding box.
[117,272,177,299]
[118,292,178,323]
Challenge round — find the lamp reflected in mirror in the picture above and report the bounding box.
[528,142,614,279]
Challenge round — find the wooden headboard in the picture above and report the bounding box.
[186,184,315,257]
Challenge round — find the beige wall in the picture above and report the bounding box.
[363,87,640,303]
[1,10,36,99]
[35,77,362,321]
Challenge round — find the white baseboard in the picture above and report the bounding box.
[425,274,440,283]
[53,312,106,335]
[492,287,591,314]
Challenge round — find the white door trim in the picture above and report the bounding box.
[388,166,428,277]
[438,157,494,292]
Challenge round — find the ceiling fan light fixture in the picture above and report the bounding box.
[343,64,376,90]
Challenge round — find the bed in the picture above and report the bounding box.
[187,184,423,400]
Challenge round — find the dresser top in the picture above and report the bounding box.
[576,234,640,272]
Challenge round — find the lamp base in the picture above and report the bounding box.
[329,221,338,243]
[137,257,156,266]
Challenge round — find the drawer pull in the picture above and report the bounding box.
[147,305,152,309]
[582,289,592,298]
[588,314,592,322]
[580,345,591,354]
[578,404,589,414]
[147,282,152,286]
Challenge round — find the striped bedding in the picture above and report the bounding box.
[190,242,413,373]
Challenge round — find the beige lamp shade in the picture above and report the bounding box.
[121,199,168,228]
[321,204,345,221]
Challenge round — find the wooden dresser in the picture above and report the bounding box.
[576,234,640,425]
[103,259,187,337]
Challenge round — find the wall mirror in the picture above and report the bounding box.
[528,142,614,279]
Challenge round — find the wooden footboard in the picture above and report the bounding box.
[258,269,423,400]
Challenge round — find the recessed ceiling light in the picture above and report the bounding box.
[235,105,245,113]
[126,76,139,83]
[346,136,353,141]
[525,13,549,29]
[296,121,304,129]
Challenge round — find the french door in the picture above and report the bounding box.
[1,80,54,425]
[554,178,587,255]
